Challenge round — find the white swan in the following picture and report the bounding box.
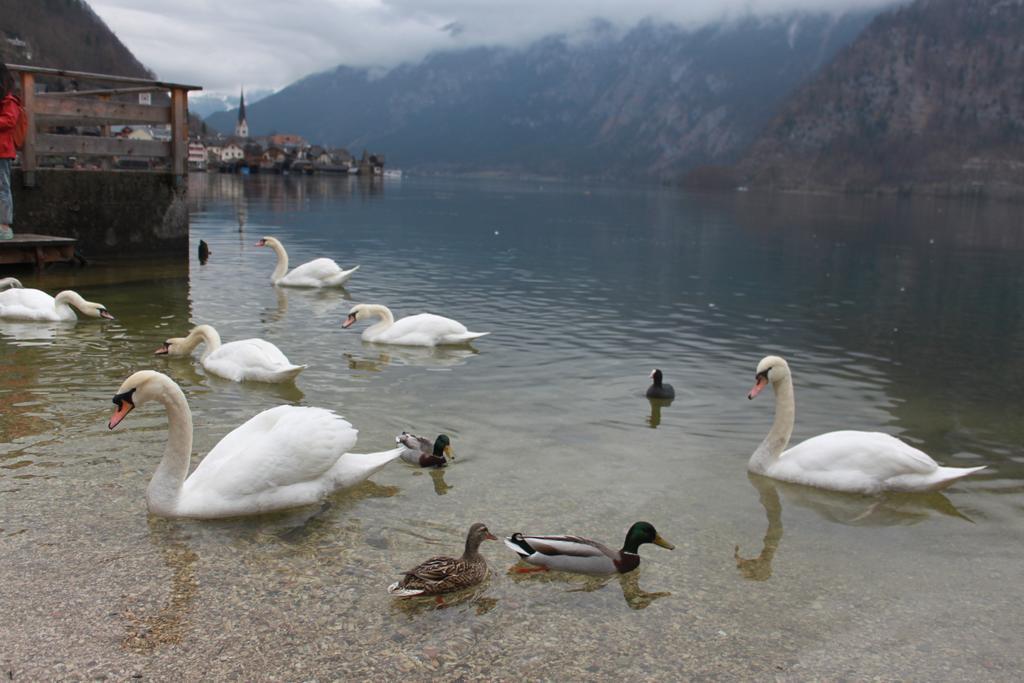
[342,303,489,346]
[0,286,114,322]
[747,355,986,493]
[256,236,359,287]
[107,370,404,518]
[0,277,22,291]
[155,324,306,383]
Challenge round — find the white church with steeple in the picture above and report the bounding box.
[235,88,249,138]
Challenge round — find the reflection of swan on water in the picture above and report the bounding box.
[267,285,352,321]
[770,475,974,526]
[261,286,289,323]
[345,344,479,371]
[734,474,783,581]
[0,319,71,342]
[274,481,401,544]
[735,472,974,581]
[122,518,199,650]
[646,397,673,428]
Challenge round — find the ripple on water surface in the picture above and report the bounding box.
[2,176,1023,679]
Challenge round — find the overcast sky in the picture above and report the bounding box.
[90,0,899,97]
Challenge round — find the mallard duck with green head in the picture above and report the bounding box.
[397,432,452,467]
[388,523,496,597]
[504,521,674,576]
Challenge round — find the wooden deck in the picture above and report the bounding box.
[0,233,79,267]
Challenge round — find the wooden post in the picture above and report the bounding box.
[169,87,187,186]
[99,93,111,171]
[19,72,36,187]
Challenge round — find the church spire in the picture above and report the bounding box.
[235,87,249,138]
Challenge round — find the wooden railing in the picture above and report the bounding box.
[8,65,201,186]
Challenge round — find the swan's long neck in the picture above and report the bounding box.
[749,376,795,473]
[364,305,395,336]
[190,325,222,360]
[268,240,289,282]
[54,290,92,315]
[146,377,194,516]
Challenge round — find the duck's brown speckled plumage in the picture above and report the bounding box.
[389,523,495,596]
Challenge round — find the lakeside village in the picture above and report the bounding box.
[130,90,392,177]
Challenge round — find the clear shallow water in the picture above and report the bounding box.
[2,174,1023,679]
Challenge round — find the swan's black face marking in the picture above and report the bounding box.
[255,238,267,247]
[154,342,171,355]
[112,388,136,410]
[98,308,115,320]
[109,388,137,429]
[342,312,358,328]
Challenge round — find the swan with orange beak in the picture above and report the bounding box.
[746,355,986,493]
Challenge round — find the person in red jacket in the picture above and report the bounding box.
[0,63,20,239]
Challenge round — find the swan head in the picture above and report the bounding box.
[108,370,168,429]
[154,335,188,356]
[342,303,368,328]
[55,291,115,319]
[748,355,790,400]
[255,236,280,249]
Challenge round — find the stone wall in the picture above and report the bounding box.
[11,170,188,258]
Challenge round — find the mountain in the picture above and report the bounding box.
[739,0,1024,198]
[206,12,881,177]
[189,89,274,119]
[0,0,151,78]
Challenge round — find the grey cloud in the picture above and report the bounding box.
[90,0,903,96]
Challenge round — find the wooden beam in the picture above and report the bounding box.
[35,134,170,158]
[38,86,169,98]
[34,96,171,125]
[6,64,201,92]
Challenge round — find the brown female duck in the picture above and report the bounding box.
[388,523,496,597]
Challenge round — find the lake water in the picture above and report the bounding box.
[2,173,1022,679]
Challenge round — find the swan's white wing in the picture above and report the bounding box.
[780,431,938,480]
[184,406,358,499]
[375,313,474,346]
[202,339,304,381]
[279,257,343,286]
[0,288,68,321]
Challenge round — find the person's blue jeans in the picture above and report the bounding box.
[0,158,12,225]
